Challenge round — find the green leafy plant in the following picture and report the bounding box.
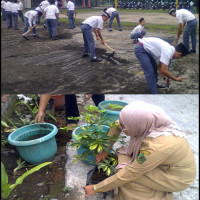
[63,105,127,177]
[1,161,52,199]
[39,194,51,200]
[62,187,72,193]
[107,103,123,111]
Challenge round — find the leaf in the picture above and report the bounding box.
[97,145,103,153]
[1,184,12,199]
[89,144,98,150]
[9,162,52,191]
[106,168,111,176]
[46,113,57,122]
[1,162,8,190]
[1,121,9,128]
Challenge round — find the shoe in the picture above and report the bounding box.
[33,34,38,37]
[15,28,19,30]
[91,57,102,62]
[119,28,122,31]
[44,24,47,28]
[188,49,196,54]
[109,29,113,32]
[52,37,59,40]
[82,53,88,58]
[157,84,167,89]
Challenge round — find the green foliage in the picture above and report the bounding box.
[62,187,72,193]
[97,154,118,176]
[66,105,127,176]
[39,194,51,200]
[107,103,123,111]
[1,161,52,199]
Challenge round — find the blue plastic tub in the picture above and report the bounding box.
[98,100,128,124]
[8,123,58,165]
[72,124,110,165]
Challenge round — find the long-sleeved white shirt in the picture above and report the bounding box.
[4,1,13,11]
[24,10,38,26]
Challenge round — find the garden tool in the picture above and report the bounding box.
[173,37,179,47]
[104,42,115,58]
[22,24,37,40]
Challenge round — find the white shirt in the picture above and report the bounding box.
[138,37,175,66]
[190,1,194,6]
[35,6,43,12]
[11,3,19,13]
[44,5,59,19]
[131,24,144,35]
[66,1,75,11]
[82,16,104,29]
[24,10,38,26]
[18,2,23,10]
[55,1,58,6]
[106,7,117,15]
[40,0,50,10]
[176,9,195,24]
[4,1,12,11]
[1,1,6,9]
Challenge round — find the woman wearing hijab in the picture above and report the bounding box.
[84,101,196,200]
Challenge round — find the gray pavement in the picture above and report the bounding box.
[65,94,199,200]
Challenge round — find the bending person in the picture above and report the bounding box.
[84,101,196,200]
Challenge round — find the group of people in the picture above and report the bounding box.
[1,0,24,29]
[1,3,198,93]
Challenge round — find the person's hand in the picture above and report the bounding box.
[95,151,109,163]
[83,185,97,197]
[96,36,100,40]
[176,76,184,82]
[33,24,37,27]
[35,111,45,123]
[101,39,105,45]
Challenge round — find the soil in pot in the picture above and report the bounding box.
[90,168,109,184]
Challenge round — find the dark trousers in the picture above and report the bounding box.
[1,8,6,20]
[6,11,12,28]
[12,12,18,29]
[65,94,105,124]
[23,17,36,35]
[46,19,57,39]
[134,44,158,94]
[68,10,75,28]
[18,10,24,23]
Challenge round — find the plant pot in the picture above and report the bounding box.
[98,100,128,124]
[72,124,110,165]
[8,123,58,165]
[51,94,65,110]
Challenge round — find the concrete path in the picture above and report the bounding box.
[65,94,199,200]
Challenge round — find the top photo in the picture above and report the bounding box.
[1,0,199,94]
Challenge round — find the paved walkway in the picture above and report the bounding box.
[65,94,199,200]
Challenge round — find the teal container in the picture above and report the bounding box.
[8,123,58,165]
[98,100,128,124]
[72,124,110,165]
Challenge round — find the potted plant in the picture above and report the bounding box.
[62,105,127,182]
[98,100,128,125]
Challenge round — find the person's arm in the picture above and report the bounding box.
[93,28,100,40]
[95,125,121,163]
[158,62,184,82]
[35,94,51,123]
[177,23,184,39]
[85,136,179,196]
[96,28,105,44]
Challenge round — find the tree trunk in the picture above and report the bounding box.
[82,0,86,7]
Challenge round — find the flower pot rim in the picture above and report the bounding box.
[98,100,128,114]
[8,123,58,147]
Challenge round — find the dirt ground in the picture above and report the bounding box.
[1,11,199,94]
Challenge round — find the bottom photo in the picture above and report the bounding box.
[1,94,198,200]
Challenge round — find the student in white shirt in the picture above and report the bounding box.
[103,7,122,31]
[169,8,197,53]
[134,37,189,94]
[11,0,19,30]
[39,0,50,27]
[35,6,43,24]
[1,0,6,21]
[17,0,24,23]
[81,13,110,62]
[22,10,43,39]
[66,0,76,29]
[4,0,13,28]
[131,18,146,44]
[43,0,59,40]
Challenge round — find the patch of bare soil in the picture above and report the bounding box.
[1,109,71,200]
[1,18,199,94]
